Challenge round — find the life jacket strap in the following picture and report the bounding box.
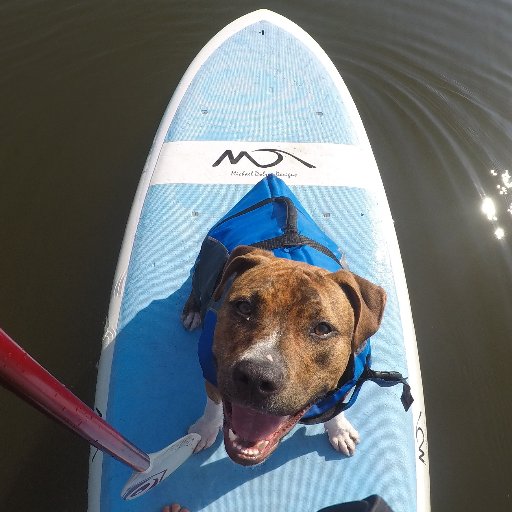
[214,195,341,265]
[354,367,414,412]
[300,365,414,425]
[251,234,340,263]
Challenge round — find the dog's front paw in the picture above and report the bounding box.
[182,310,202,331]
[324,413,360,457]
[181,293,202,331]
[188,398,223,452]
[188,416,222,452]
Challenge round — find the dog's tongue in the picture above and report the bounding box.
[231,403,289,442]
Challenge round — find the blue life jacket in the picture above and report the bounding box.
[192,175,412,423]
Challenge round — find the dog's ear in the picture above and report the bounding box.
[213,246,273,301]
[329,270,387,352]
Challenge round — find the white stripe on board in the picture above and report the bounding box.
[151,141,382,189]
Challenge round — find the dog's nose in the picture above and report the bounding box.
[232,358,285,399]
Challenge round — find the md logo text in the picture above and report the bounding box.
[212,149,315,169]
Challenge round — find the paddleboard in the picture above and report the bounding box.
[89,9,430,512]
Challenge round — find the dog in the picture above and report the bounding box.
[182,244,386,466]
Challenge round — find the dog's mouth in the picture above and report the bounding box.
[222,400,307,465]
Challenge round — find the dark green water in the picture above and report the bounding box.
[1,1,512,511]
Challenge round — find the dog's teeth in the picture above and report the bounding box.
[238,445,258,456]
[257,440,270,450]
[228,428,270,457]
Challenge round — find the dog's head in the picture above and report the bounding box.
[212,246,386,465]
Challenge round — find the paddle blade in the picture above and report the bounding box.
[121,433,201,500]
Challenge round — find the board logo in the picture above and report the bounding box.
[212,149,316,169]
[415,411,428,465]
[122,470,167,500]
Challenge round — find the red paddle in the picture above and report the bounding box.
[0,328,200,500]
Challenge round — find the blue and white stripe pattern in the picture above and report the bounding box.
[166,22,358,144]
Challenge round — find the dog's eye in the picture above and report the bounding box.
[312,322,334,337]
[235,300,252,317]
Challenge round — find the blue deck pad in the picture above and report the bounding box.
[102,183,416,512]
[166,22,358,144]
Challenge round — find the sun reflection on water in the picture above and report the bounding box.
[495,227,505,240]
[481,197,497,221]
[481,169,512,240]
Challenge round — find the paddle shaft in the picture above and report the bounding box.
[0,328,150,472]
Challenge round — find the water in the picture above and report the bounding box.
[1,1,512,510]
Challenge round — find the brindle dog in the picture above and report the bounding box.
[182,246,386,466]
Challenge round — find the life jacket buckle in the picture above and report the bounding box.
[362,367,414,412]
